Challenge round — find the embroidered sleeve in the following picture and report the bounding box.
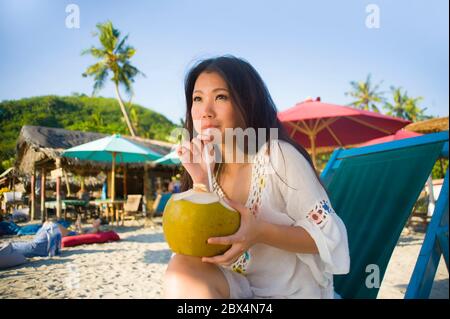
[306,199,334,228]
[269,140,331,222]
[270,140,350,276]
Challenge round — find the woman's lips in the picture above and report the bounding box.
[201,125,220,130]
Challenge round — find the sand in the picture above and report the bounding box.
[377,228,448,299]
[0,218,448,299]
[0,218,170,299]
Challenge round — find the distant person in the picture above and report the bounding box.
[168,180,175,193]
[78,189,90,201]
[56,216,103,237]
[10,219,62,258]
[168,177,181,193]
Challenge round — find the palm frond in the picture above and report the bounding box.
[92,67,109,96]
[82,61,106,77]
[97,21,118,52]
[115,34,129,54]
[118,71,133,96]
[82,62,109,96]
[81,46,107,58]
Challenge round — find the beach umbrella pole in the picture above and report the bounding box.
[111,152,117,225]
[308,134,317,169]
[123,165,127,199]
[111,152,116,202]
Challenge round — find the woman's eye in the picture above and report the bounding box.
[193,96,201,102]
[216,94,228,101]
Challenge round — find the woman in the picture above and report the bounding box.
[163,56,350,299]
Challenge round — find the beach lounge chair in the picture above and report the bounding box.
[405,165,449,298]
[152,192,172,217]
[320,131,449,299]
[120,194,143,226]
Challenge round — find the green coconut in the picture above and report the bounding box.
[162,189,241,257]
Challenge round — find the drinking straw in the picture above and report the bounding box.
[203,144,213,192]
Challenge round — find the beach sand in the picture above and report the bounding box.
[0,218,448,299]
[0,218,169,299]
[378,227,449,299]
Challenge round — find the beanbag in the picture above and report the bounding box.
[17,220,71,236]
[0,221,21,236]
[0,243,27,270]
[57,220,72,228]
[61,231,120,248]
[12,223,62,258]
[17,223,42,236]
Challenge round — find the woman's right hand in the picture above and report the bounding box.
[176,133,215,186]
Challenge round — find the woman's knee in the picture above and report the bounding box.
[163,254,229,299]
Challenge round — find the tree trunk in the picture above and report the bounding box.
[114,84,136,137]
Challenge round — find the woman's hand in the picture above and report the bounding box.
[176,133,215,185]
[202,198,264,265]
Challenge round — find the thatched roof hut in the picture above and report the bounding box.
[404,117,449,134]
[14,126,180,220]
[0,167,20,190]
[15,125,175,176]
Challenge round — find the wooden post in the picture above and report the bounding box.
[63,170,71,196]
[111,152,116,225]
[12,175,16,202]
[143,164,149,216]
[40,168,46,222]
[309,134,317,170]
[56,176,61,219]
[30,167,36,220]
[111,152,116,201]
[55,159,62,219]
[107,171,112,199]
[156,177,162,194]
[123,165,127,200]
[80,176,85,193]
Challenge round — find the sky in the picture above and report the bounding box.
[0,0,448,124]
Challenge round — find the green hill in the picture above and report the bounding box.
[0,94,178,171]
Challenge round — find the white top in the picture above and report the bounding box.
[212,139,350,298]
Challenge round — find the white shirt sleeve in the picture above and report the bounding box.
[269,140,350,284]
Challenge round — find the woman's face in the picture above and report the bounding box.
[191,71,245,138]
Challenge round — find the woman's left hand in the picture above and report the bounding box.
[202,198,263,265]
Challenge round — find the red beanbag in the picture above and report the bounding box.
[62,231,120,248]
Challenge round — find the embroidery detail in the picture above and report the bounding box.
[231,251,250,274]
[307,199,334,227]
[247,148,268,217]
[212,145,268,275]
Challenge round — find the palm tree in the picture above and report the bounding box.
[383,86,430,122]
[345,74,385,112]
[92,112,104,127]
[82,21,144,137]
[129,105,140,135]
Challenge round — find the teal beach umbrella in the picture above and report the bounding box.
[62,134,162,200]
[152,150,181,166]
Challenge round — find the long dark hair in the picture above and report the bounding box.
[180,55,325,193]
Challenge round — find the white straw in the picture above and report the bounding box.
[203,144,213,192]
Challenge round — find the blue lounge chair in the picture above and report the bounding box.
[320,131,449,299]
